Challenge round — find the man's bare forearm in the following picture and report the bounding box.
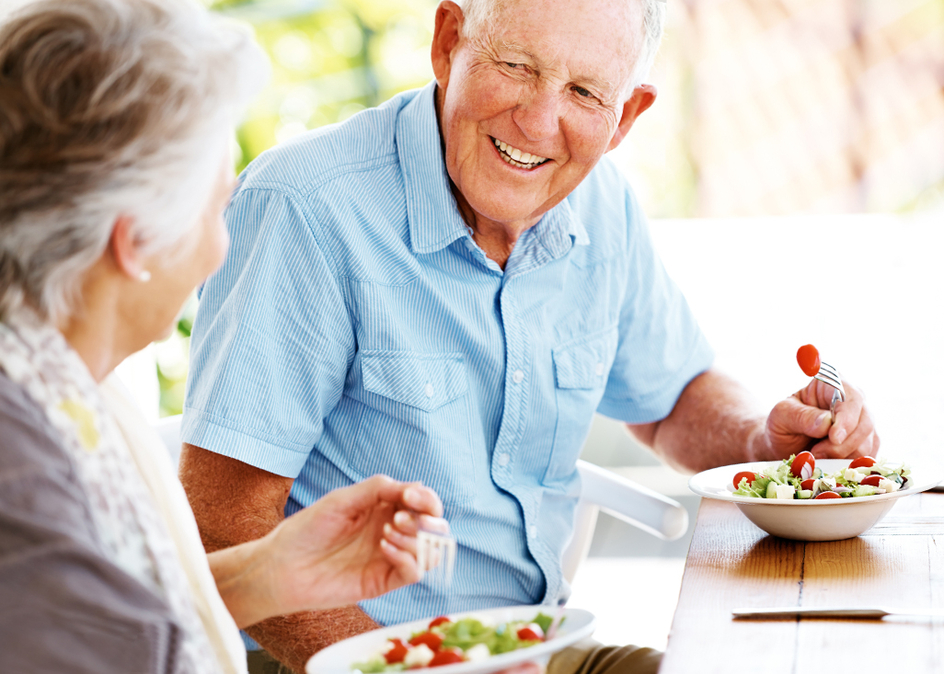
[628,369,772,474]
[246,606,380,674]
[179,444,378,671]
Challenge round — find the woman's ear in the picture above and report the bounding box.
[431,1,464,90]
[109,216,150,282]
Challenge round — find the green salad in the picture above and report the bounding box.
[731,453,910,500]
[352,613,556,672]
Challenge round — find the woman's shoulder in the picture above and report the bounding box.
[0,371,185,674]
[0,370,83,484]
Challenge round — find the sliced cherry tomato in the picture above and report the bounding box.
[384,638,408,664]
[429,649,464,667]
[790,451,816,480]
[860,475,883,487]
[409,632,443,651]
[733,471,756,489]
[815,491,841,500]
[428,616,451,629]
[849,456,876,469]
[800,478,816,491]
[796,344,821,377]
[517,627,543,642]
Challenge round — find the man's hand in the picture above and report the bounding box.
[762,377,879,460]
[262,476,446,616]
[628,369,880,474]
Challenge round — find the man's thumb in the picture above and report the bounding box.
[780,396,832,438]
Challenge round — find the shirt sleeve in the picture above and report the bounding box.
[0,376,184,674]
[182,186,355,477]
[595,187,715,424]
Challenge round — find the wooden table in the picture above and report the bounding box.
[660,492,944,671]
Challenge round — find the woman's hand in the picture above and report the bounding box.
[256,475,447,619]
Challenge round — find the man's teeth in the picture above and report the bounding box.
[493,138,548,169]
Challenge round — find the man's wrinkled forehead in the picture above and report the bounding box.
[469,0,643,92]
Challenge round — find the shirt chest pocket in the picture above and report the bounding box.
[345,351,477,505]
[544,327,619,485]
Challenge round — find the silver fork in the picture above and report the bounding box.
[813,360,845,422]
[416,526,457,589]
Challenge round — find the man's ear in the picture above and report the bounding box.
[431,1,464,89]
[606,84,657,152]
[109,215,148,281]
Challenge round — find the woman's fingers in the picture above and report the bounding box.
[402,483,444,518]
[378,538,421,586]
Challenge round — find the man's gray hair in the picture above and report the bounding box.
[456,0,666,92]
[0,0,268,323]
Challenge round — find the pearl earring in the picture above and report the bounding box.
[139,270,152,282]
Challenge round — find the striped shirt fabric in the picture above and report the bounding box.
[182,81,714,627]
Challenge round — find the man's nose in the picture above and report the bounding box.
[512,89,561,142]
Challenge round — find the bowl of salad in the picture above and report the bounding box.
[688,453,940,541]
[304,605,596,674]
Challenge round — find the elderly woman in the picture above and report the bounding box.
[0,1,448,672]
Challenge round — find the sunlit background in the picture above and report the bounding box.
[147,0,944,417]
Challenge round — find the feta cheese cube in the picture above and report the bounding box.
[880,478,900,493]
[404,644,435,668]
[465,644,491,662]
[775,484,795,500]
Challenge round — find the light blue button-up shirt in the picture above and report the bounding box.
[183,81,713,626]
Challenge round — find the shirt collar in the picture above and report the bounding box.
[397,82,468,255]
[397,81,591,256]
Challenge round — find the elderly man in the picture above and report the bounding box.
[180,0,878,672]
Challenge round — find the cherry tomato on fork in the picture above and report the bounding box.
[733,471,756,489]
[849,456,877,469]
[790,451,816,479]
[428,616,451,629]
[796,344,821,377]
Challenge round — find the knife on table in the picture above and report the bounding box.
[732,607,944,619]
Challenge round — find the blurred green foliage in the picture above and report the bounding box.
[159,0,440,415]
[216,0,438,172]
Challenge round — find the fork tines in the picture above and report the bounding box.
[416,529,457,589]
[814,361,845,401]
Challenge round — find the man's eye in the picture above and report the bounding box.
[573,85,592,98]
[505,62,521,69]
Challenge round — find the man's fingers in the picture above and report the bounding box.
[811,405,880,459]
[772,395,832,439]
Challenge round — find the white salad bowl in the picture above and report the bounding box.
[688,459,940,541]
[305,604,596,674]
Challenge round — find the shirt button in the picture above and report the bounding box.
[497,453,510,467]
[529,525,538,538]
[512,369,524,383]
[595,362,604,376]
[424,383,434,398]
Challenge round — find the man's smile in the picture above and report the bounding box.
[491,137,550,169]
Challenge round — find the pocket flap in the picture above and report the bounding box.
[553,328,618,390]
[362,351,467,411]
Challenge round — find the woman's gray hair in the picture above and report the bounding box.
[456,0,666,92]
[0,0,269,323]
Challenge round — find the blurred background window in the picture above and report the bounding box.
[146,0,944,415]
